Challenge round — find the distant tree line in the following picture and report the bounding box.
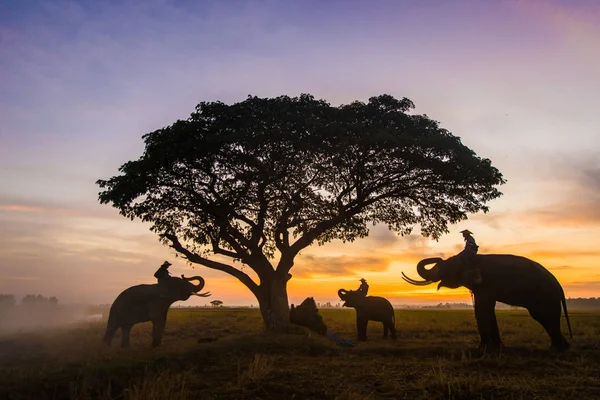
[566,298,600,309]
[422,303,473,309]
[316,302,341,308]
[3,295,600,311]
[0,294,59,309]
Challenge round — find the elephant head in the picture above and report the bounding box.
[402,256,466,290]
[338,288,366,308]
[163,275,211,301]
[290,297,328,335]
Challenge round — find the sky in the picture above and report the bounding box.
[1,0,599,307]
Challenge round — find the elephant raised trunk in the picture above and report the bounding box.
[401,257,441,286]
[400,253,573,351]
[416,257,443,282]
[182,275,211,297]
[336,286,396,341]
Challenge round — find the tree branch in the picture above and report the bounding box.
[161,233,260,297]
[209,235,241,259]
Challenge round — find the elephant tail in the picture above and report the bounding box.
[561,294,573,339]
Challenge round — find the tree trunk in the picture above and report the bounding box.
[257,275,291,332]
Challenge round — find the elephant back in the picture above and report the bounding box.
[364,296,394,310]
[113,284,163,304]
[358,296,395,322]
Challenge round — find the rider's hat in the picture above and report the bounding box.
[359,278,367,283]
[460,229,473,235]
[161,261,172,267]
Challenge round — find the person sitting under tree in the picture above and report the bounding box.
[154,261,172,283]
[459,230,482,284]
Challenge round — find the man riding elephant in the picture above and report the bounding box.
[154,261,172,283]
[357,278,369,297]
[458,230,482,284]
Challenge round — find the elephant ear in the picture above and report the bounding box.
[156,277,191,302]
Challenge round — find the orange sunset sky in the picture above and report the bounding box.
[1,0,599,306]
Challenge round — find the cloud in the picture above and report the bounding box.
[548,265,576,271]
[366,224,402,246]
[473,155,600,230]
[514,0,600,66]
[564,281,600,295]
[533,160,600,226]
[293,254,390,277]
[485,243,600,261]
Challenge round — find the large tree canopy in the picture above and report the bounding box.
[97,94,505,331]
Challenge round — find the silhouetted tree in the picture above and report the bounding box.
[0,294,15,306]
[0,294,16,316]
[97,94,505,332]
[210,300,223,307]
[567,297,600,309]
[21,294,38,306]
[21,294,58,306]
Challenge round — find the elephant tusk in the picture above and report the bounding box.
[401,272,433,286]
[192,291,212,297]
[402,277,432,286]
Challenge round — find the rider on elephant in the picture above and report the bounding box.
[154,261,172,283]
[357,278,369,297]
[459,230,482,284]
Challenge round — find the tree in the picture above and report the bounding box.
[97,94,505,332]
[0,294,15,307]
[0,294,16,315]
[21,294,38,306]
[210,300,224,307]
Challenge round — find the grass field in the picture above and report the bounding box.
[0,307,599,400]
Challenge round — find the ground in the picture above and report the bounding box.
[0,308,599,399]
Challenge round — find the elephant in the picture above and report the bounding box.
[338,288,397,341]
[402,254,573,351]
[103,275,211,347]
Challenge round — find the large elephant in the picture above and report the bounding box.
[338,288,397,341]
[103,275,211,347]
[402,254,572,351]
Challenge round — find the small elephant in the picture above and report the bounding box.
[338,288,397,341]
[103,275,210,347]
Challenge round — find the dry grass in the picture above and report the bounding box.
[1,308,599,399]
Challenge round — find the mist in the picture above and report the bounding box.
[0,294,103,335]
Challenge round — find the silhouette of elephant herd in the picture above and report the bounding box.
[103,252,573,352]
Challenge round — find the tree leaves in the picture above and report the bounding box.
[97,94,505,278]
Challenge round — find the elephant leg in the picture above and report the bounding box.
[121,324,133,348]
[103,324,118,346]
[390,321,397,340]
[357,315,368,341]
[383,322,388,339]
[474,296,499,349]
[151,316,167,348]
[489,310,503,347]
[527,305,570,351]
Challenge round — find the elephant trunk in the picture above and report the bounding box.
[338,289,348,300]
[182,275,212,297]
[416,258,443,282]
